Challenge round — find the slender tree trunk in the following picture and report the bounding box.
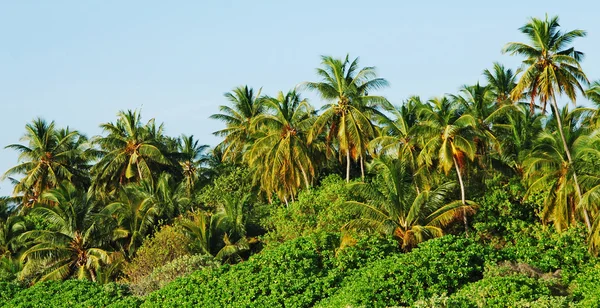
[453,157,469,236]
[360,155,365,181]
[89,268,97,283]
[299,164,310,190]
[346,147,351,183]
[550,97,592,231]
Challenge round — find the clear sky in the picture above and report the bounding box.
[1,1,599,195]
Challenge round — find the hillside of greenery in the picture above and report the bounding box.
[3,15,600,307]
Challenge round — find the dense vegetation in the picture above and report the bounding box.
[2,15,600,306]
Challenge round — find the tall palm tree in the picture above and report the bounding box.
[2,119,91,205]
[503,15,590,229]
[102,185,158,257]
[245,90,316,203]
[18,182,111,282]
[523,106,588,231]
[369,96,429,191]
[211,86,265,162]
[177,135,210,197]
[584,80,600,127]
[345,157,473,249]
[483,62,520,104]
[91,110,173,198]
[417,96,477,233]
[303,55,389,182]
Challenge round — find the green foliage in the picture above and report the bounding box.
[130,254,219,296]
[499,224,591,282]
[261,175,355,244]
[122,224,191,285]
[318,235,488,307]
[473,176,541,242]
[0,282,22,303]
[569,264,600,307]
[1,280,138,308]
[447,274,564,308]
[143,233,341,307]
[197,167,253,207]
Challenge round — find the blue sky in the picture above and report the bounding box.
[1,1,599,195]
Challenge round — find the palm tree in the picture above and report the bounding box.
[0,215,25,259]
[91,110,173,198]
[177,135,210,197]
[2,119,91,205]
[245,90,316,204]
[345,157,473,249]
[18,182,111,282]
[493,104,544,175]
[483,62,520,104]
[503,15,590,229]
[180,193,252,263]
[417,96,477,233]
[584,80,600,127]
[369,96,430,191]
[523,106,588,231]
[211,86,265,162]
[303,55,389,182]
[102,185,158,257]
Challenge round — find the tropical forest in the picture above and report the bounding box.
[3,15,600,307]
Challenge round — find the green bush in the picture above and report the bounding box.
[473,177,540,242]
[0,282,22,303]
[317,235,489,307]
[447,273,563,307]
[499,225,591,282]
[143,233,341,308]
[1,280,138,308]
[569,264,600,307]
[130,254,219,296]
[122,224,192,285]
[261,175,356,244]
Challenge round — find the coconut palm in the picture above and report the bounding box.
[102,185,158,257]
[417,96,477,233]
[18,182,111,282]
[0,215,25,258]
[523,106,588,231]
[483,62,520,104]
[503,15,590,229]
[345,156,473,249]
[3,119,92,205]
[584,80,600,127]
[211,86,265,162]
[245,90,316,204]
[177,135,210,197]
[91,110,173,198]
[303,55,389,182]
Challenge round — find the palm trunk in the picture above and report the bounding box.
[453,156,469,236]
[550,97,591,231]
[346,147,351,183]
[360,155,365,181]
[299,164,310,190]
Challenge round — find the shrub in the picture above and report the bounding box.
[472,176,540,243]
[447,274,563,307]
[0,282,22,303]
[1,280,138,308]
[142,233,341,308]
[130,254,219,296]
[122,224,191,285]
[261,175,356,244]
[498,224,591,283]
[316,235,489,307]
[569,264,600,307]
